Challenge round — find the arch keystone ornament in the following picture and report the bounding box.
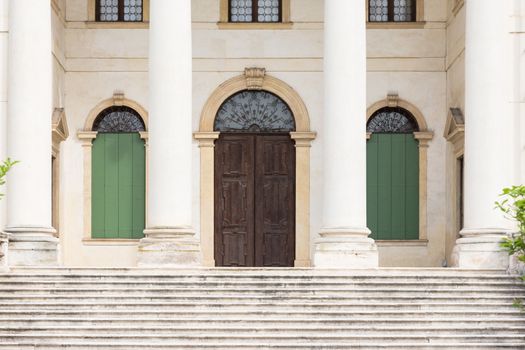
[195,68,315,267]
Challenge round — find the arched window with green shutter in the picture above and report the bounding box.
[91,106,146,239]
[367,107,419,240]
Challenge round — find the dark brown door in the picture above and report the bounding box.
[215,133,295,267]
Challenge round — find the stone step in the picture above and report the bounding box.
[2,326,525,338]
[0,268,522,349]
[1,317,524,327]
[0,295,520,304]
[0,334,524,345]
[0,282,521,289]
[8,267,509,275]
[1,309,521,318]
[0,275,518,283]
[0,303,518,313]
[0,342,522,349]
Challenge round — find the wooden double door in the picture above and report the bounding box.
[214,133,295,267]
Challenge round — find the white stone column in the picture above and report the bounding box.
[138,0,200,266]
[314,0,378,268]
[0,0,8,269]
[5,0,58,266]
[0,0,8,232]
[452,0,514,269]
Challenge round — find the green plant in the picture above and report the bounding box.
[0,158,18,199]
[496,185,525,310]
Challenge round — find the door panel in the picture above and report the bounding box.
[366,133,419,240]
[215,133,295,267]
[91,133,145,239]
[255,135,295,267]
[215,135,255,266]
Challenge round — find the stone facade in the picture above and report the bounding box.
[0,0,521,269]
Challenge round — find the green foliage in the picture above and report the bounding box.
[496,186,525,311]
[0,158,18,199]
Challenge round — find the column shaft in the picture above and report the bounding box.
[314,0,378,268]
[138,0,199,266]
[0,0,7,231]
[6,0,57,266]
[453,0,514,268]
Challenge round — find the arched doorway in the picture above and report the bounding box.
[195,68,316,267]
[90,106,146,239]
[366,94,434,242]
[214,90,296,267]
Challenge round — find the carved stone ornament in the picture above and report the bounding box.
[387,93,399,108]
[244,67,266,90]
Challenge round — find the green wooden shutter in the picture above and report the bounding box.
[92,133,145,239]
[367,134,419,240]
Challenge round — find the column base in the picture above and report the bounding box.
[138,227,201,267]
[4,227,59,266]
[0,232,8,271]
[450,229,511,269]
[314,227,378,268]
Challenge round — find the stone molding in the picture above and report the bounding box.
[367,94,434,243]
[452,0,465,16]
[78,93,149,244]
[84,91,149,131]
[366,93,428,131]
[52,108,69,157]
[196,69,315,267]
[444,107,465,157]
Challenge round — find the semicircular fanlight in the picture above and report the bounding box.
[214,90,295,132]
[367,107,418,133]
[93,106,146,133]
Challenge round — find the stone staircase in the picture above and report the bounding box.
[0,268,523,349]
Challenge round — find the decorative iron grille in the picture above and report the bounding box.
[367,107,418,133]
[93,106,146,133]
[214,90,295,132]
[230,0,281,23]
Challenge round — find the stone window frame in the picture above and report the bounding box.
[87,0,150,29]
[218,0,292,29]
[77,92,149,246]
[195,68,316,267]
[366,94,433,246]
[366,0,425,29]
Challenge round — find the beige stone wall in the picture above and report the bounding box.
[60,0,450,267]
[443,0,465,265]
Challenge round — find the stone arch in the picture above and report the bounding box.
[84,91,149,131]
[366,93,428,131]
[199,68,311,132]
[195,68,316,268]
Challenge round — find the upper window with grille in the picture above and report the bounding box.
[369,0,416,22]
[97,0,143,22]
[230,0,282,23]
